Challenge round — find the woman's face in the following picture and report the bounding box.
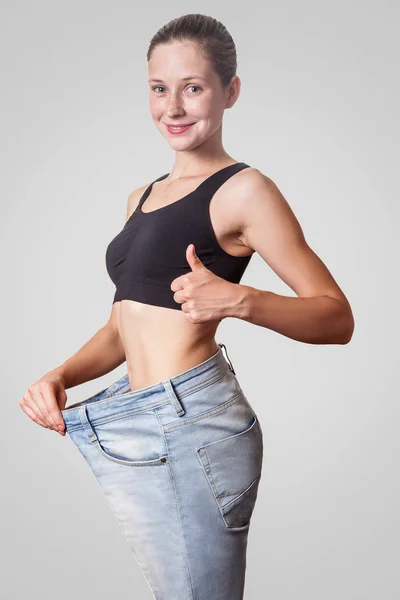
[148,40,237,151]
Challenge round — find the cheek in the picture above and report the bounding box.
[191,96,222,119]
[149,97,163,116]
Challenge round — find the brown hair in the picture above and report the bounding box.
[147,13,237,89]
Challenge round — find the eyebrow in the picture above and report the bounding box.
[148,75,206,83]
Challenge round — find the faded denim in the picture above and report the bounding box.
[61,342,264,599]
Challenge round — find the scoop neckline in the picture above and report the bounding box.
[137,161,246,215]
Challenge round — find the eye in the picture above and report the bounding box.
[187,85,201,93]
[151,85,201,94]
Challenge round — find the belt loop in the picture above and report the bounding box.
[78,406,99,444]
[162,379,186,417]
[218,343,236,375]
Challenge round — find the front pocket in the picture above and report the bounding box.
[90,410,168,467]
[196,415,263,528]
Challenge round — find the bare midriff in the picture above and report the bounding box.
[114,300,221,391]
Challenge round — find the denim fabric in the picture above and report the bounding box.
[61,343,264,600]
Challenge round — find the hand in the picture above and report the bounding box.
[170,244,239,324]
[19,371,68,436]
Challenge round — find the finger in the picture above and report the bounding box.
[20,396,51,429]
[24,393,65,435]
[170,279,184,293]
[30,385,59,430]
[173,290,186,305]
[186,244,203,271]
[39,382,66,431]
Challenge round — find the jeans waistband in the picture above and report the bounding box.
[61,342,236,432]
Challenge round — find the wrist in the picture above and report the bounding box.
[48,365,68,387]
[229,284,261,321]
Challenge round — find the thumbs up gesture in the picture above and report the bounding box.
[170,244,240,324]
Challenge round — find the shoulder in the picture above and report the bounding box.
[231,167,304,252]
[224,166,283,227]
[225,166,280,208]
[232,166,279,198]
[125,181,152,221]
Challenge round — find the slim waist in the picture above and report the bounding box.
[61,342,236,431]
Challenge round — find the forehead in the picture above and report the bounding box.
[148,41,214,81]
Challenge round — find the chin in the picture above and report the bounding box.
[168,140,202,151]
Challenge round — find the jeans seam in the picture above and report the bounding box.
[221,473,262,508]
[63,368,227,415]
[66,400,171,433]
[162,391,244,432]
[155,410,195,599]
[181,369,226,395]
[198,415,257,451]
[92,438,169,467]
[64,372,229,433]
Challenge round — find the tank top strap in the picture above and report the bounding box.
[137,172,169,211]
[137,162,250,212]
[196,162,251,200]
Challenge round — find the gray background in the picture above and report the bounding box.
[1,1,399,599]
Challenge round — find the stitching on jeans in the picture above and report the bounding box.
[223,475,262,529]
[162,391,244,432]
[65,371,230,433]
[97,447,168,467]
[196,448,259,530]
[180,369,226,396]
[66,400,171,432]
[196,450,222,514]
[198,415,257,451]
[63,368,227,415]
[154,411,195,599]
[197,449,219,499]
[198,448,262,499]
[87,400,171,428]
[93,439,169,467]
[219,473,262,504]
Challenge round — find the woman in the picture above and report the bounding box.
[20,13,354,600]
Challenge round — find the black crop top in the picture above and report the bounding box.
[105,161,253,310]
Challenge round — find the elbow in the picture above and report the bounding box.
[329,296,354,345]
[339,313,355,344]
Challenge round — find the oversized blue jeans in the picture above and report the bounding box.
[61,343,264,599]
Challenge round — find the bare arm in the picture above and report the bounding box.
[20,306,125,435]
[20,184,152,434]
[54,183,154,388]
[233,170,354,344]
[52,182,152,389]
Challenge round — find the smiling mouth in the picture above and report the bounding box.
[166,123,194,128]
[165,123,195,135]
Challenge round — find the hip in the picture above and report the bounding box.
[61,341,264,530]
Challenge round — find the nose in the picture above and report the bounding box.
[165,93,185,117]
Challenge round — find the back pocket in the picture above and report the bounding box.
[196,415,263,528]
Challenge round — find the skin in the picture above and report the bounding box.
[19,40,354,435]
[111,41,248,389]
